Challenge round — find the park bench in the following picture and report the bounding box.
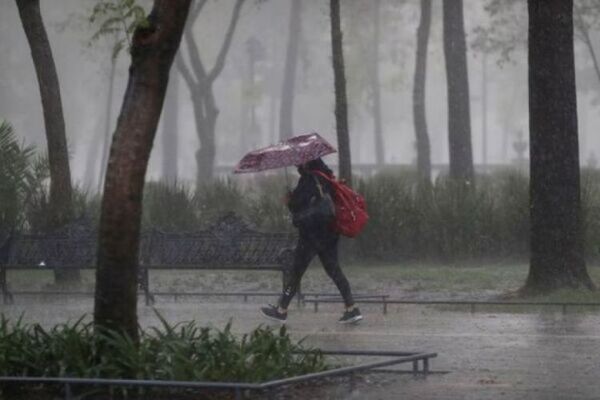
[0,214,297,305]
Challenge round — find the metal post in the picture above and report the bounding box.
[143,268,151,306]
[0,267,7,304]
[65,382,72,400]
[314,301,319,313]
[383,297,388,315]
[413,360,419,375]
[423,357,429,374]
[349,372,356,392]
[234,387,242,400]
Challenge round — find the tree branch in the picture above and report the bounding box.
[176,52,196,89]
[183,24,208,82]
[207,0,246,83]
[575,4,600,88]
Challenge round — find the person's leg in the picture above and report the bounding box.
[317,238,355,308]
[278,235,316,311]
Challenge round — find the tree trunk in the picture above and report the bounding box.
[161,68,179,184]
[413,0,432,182]
[524,0,595,294]
[192,90,218,186]
[330,0,352,184]
[94,0,191,341]
[83,124,102,191]
[371,0,384,167]
[98,57,117,194]
[178,0,245,185]
[15,0,77,283]
[443,0,473,185]
[279,0,302,141]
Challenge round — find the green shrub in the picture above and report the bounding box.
[142,181,199,232]
[0,312,327,397]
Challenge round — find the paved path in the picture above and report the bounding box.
[2,299,600,399]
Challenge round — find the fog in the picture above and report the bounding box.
[2,0,600,190]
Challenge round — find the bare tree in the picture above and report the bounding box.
[443,0,474,184]
[370,0,384,167]
[330,0,352,183]
[279,0,303,141]
[94,0,191,340]
[413,0,432,182]
[524,0,595,294]
[161,68,179,184]
[177,0,246,186]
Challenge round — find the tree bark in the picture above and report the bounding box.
[161,68,179,184]
[443,0,474,185]
[279,0,302,141]
[94,0,191,341]
[524,0,595,294]
[330,0,352,184]
[413,0,432,182]
[15,0,77,283]
[370,0,384,167]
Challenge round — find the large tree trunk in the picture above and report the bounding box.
[15,0,77,283]
[94,0,191,341]
[330,0,352,184]
[413,0,432,182]
[279,0,302,141]
[370,0,384,167]
[524,0,595,294]
[442,0,473,185]
[161,68,179,184]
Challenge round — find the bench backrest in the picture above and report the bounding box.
[1,214,296,269]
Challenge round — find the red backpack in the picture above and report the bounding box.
[311,170,369,238]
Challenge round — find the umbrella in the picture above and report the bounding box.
[234,132,336,174]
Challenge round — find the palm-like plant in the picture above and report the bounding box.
[0,120,36,236]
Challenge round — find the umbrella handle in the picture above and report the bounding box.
[284,167,291,190]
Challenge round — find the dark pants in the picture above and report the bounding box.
[279,232,354,309]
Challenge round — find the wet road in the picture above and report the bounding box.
[2,299,600,399]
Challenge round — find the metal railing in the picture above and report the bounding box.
[303,297,600,315]
[0,350,437,400]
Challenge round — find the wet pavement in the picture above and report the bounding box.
[2,299,600,399]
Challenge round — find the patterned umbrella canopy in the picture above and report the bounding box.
[234,132,336,173]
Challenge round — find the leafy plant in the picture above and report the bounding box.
[0,312,327,398]
[89,0,149,60]
[0,120,38,235]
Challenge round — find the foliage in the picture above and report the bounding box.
[0,121,40,234]
[194,179,248,226]
[89,0,149,60]
[141,181,199,232]
[354,170,531,263]
[7,166,600,263]
[0,312,327,398]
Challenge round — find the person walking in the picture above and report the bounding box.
[261,158,363,324]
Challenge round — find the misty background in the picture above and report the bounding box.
[2,0,600,191]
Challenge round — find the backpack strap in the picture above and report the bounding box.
[311,174,325,198]
[310,170,335,183]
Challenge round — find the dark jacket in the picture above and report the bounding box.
[287,159,337,241]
